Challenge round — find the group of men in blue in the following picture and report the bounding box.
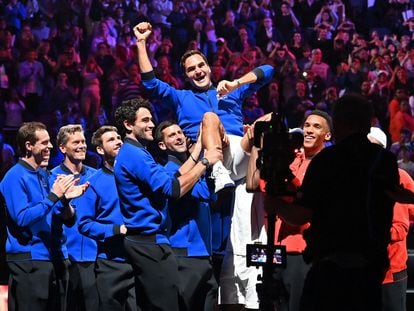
[0,20,275,311]
[0,19,409,311]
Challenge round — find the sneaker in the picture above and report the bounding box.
[211,161,235,193]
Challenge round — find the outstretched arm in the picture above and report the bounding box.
[216,70,260,98]
[216,65,274,97]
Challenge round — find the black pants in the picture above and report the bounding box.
[382,269,407,311]
[67,261,99,311]
[176,256,218,311]
[300,259,383,311]
[95,258,137,311]
[124,238,179,311]
[8,260,69,311]
[273,254,311,311]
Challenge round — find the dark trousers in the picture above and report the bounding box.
[176,256,218,311]
[273,254,311,311]
[300,259,383,311]
[67,261,99,311]
[382,269,407,311]
[212,253,224,286]
[95,258,137,311]
[7,260,69,311]
[124,239,180,311]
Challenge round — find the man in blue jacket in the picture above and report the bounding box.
[134,22,275,193]
[78,125,136,311]
[50,124,98,311]
[0,121,88,311]
[155,120,218,310]
[113,98,221,311]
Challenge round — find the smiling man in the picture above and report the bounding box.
[50,124,99,311]
[155,120,218,311]
[113,98,221,311]
[77,126,137,311]
[0,122,87,311]
[134,22,274,193]
[246,110,332,311]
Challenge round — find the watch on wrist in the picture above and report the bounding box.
[200,157,210,168]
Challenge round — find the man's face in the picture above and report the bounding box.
[400,132,411,144]
[312,50,322,63]
[302,115,331,156]
[263,18,272,28]
[318,28,328,40]
[60,131,87,163]
[361,81,370,93]
[184,54,211,91]
[396,68,406,80]
[351,59,360,70]
[26,51,37,62]
[127,108,155,142]
[97,131,123,159]
[276,49,286,58]
[296,82,306,96]
[29,129,53,167]
[158,124,187,154]
[396,89,407,101]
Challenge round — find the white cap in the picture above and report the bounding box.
[367,127,387,148]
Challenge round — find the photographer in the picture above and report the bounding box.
[246,110,332,311]
[266,94,400,310]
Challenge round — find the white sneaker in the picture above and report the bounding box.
[211,161,235,193]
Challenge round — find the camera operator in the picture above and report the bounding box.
[266,94,401,310]
[246,110,332,311]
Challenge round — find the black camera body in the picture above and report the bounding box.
[254,112,303,196]
[249,112,303,309]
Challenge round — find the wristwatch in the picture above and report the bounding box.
[200,157,210,168]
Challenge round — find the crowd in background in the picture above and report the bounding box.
[1,0,414,178]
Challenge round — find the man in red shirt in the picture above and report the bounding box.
[246,110,332,311]
[368,126,414,311]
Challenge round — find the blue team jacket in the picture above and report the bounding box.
[164,155,216,257]
[78,167,127,262]
[50,163,97,262]
[142,64,275,141]
[114,137,180,245]
[0,160,69,261]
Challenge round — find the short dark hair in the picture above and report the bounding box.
[114,98,154,137]
[91,125,118,148]
[154,120,178,143]
[180,50,209,70]
[332,93,373,135]
[16,122,47,156]
[305,110,333,131]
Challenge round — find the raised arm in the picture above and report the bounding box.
[134,22,155,74]
[245,113,272,192]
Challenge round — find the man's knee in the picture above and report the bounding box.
[202,112,221,128]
